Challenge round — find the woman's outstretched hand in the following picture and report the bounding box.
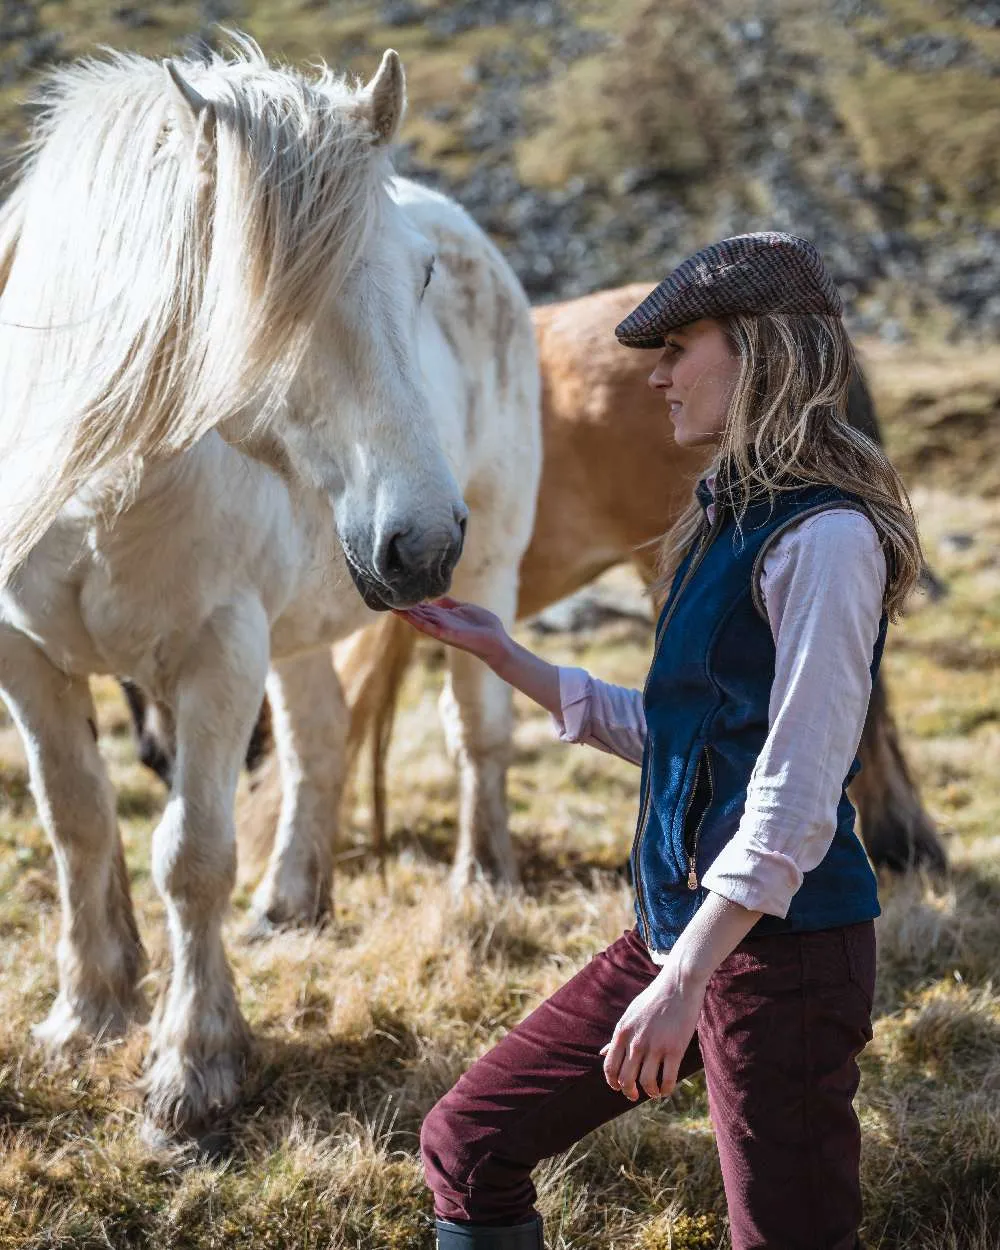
[393,595,563,717]
[392,596,510,668]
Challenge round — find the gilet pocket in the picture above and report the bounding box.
[679,745,714,891]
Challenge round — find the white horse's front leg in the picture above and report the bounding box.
[0,626,146,1048]
[143,596,269,1136]
[439,572,520,890]
[249,650,348,931]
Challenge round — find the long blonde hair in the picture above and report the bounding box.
[653,313,921,620]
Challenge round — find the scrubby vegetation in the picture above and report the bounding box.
[0,1,1000,325]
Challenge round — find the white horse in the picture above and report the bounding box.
[0,40,540,1136]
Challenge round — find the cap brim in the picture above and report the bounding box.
[614,296,669,348]
[615,326,666,349]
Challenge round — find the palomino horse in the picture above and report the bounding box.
[233,284,944,890]
[0,41,540,1136]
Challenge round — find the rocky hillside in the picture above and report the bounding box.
[2,0,1000,337]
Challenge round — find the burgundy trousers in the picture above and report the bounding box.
[421,922,876,1250]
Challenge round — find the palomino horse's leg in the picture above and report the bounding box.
[852,677,947,871]
[440,571,520,890]
[0,626,146,1048]
[142,595,269,1136]
[248,650,348,932]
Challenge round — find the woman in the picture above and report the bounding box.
[398,233,921,1250]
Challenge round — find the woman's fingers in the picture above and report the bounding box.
[394,607,438,631]
[394,600,501,662]
[393,608,457,644]
[639,1052,667,1100]
[607,1037,679,1102]
[602,1031,628,1091]
[398,603,453,629]
[415,604,466,633]
[617,1045,643,1102]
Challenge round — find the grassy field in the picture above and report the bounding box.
[1,341,999,1248]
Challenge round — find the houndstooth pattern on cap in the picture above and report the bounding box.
[615,232,843,349]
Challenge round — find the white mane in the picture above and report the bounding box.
[0,35,388,584]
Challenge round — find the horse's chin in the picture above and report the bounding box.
[345,559,452,612]
[346,562,393,612]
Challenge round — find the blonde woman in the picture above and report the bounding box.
[399,234,921,1250]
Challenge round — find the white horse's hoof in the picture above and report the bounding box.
[248,879,330,936]
[449,852,520,895]
[243,911,282,944]
[142,1037,250,1135]
[138,1116,233,1161]
[32,992,140,1053]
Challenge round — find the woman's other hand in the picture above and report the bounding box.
[601,893,763,1101]
[600,965,707,1101]
[393,596,510,667]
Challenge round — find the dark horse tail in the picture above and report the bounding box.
[848,365,947,871]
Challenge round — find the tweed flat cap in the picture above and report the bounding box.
[615,232,842,348]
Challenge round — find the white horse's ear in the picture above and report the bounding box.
[164,60,216,148]
[362,49,406,146]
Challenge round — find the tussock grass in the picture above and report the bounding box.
[516,0,730,192]
[867,342,1000,497]
[516,0,1000,220]
[837,63,1000,221]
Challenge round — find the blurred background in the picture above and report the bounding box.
[2,0,1000,339]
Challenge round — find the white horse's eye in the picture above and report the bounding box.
[421,257,435,295]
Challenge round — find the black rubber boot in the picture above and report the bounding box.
[434,1214,544,1248]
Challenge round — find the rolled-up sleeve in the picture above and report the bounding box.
[700,509,887,917]
[550,666,646,766]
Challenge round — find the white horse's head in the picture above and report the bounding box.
[162,46,469,608]
[0,39,467,606]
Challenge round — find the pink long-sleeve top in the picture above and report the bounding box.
[552,487,887,946]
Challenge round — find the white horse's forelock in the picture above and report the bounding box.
[0,35,388,585]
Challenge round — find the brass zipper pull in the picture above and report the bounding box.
[687,860,698,890]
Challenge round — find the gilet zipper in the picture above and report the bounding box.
[682,747,715,890]
[631,508,724,937]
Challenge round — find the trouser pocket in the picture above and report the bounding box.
[842,920,877,1015]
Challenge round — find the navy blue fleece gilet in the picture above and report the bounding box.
[632,479,885,953]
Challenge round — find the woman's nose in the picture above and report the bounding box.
[648,361,671,391]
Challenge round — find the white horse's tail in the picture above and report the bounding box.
[337,615,418,863]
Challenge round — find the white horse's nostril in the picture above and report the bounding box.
[378,528,411,580]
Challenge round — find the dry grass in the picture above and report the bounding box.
[516,0,730,193]
[1,342,1000,1246]
[0,1,548,184]
[836,62,1000,223]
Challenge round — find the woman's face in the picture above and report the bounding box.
[647,318,741,448]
